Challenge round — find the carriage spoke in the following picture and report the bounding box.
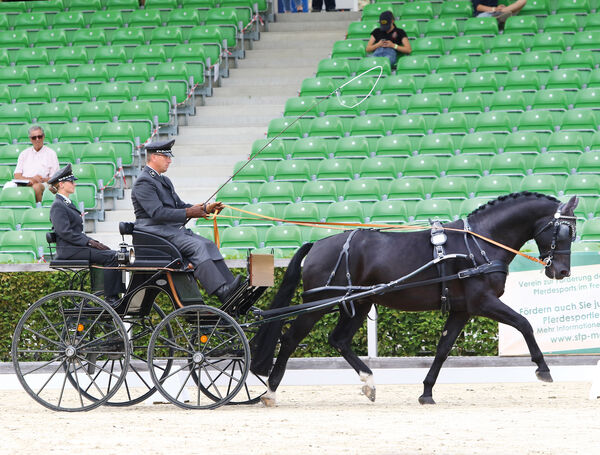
[76,327,120,350]
[129,362,153,390]
[200,365,223,400]
[57,360,71,408]
[21,354,65,376]
[172,317,195,352]
[198,315,222,354]
[37,308,66,342]
[156,333,194,355]
[74,357,107,399]
[74,355,123,382]
[22,326,63,348]
[176,366,194,402]
[71,359,86,408]
[202,358,242,382]
[35,357,66,395]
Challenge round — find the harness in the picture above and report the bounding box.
[533,203,577,268]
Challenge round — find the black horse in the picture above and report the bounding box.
[250,192,579,406]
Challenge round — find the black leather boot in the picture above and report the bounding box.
[214,275,244,303]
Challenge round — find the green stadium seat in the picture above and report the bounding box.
[349,115,387,137]
[358,157,399,180]
[521,0,551,15]
[347,21,378,40]
[413,199,453,222]
[28,65,69,85]
[395,55,431,76]
[0,208,16,231]
[361,3,393,21]
[462,72,499,93]
[325,201,364,224]
[474,175,514,198]
[114,64,149,83]
[368,200,408,224]
[339,76,376,97]
[357,57,392,77]
[576,151,600,173]
[561,109,598,132]
[308,116,346,138]
[519,174,560,195]
[446,154,485,177]
[300,77,339,98]
[505,15,539,34]
[68,0,102,11]
[89,10,125,29]
[251,139,286,161]
[13,12,48,31]
[571,30,600,51]
[421,73,458,95]
[316,58,352,78]
[283,202,321,224]
[257,181,297,204]
[407,93,443,115]
[431,176,470,200]
[167,8,201,27]
[517,51,554,72]
[532,152,572,175]
[0,1,27,13]
[0,230,38,262]
[216,182,253,205]
[0,186,36,211]
[410,37,445,57]
[77,101,113,123]
[264,225,304,250]
[58,123,94,143]
[451,35,489,55]
[220,226,259,249]
[51,11,85,30]
[545,68,584,90]
[580,219,600,241]
[331,40,366,59]
[489,153,528,176]
[300,180,338,204]
[463,16,498,36]
[131,45,167,64]
[111,27,146,46]
[399,2,434,20]
[490,90,528,112]
[489,34,527,54]
[402,155,441,178]
[14,84,51,105]
[343,178,382,202]
[458,197,489,218]
[273,159,311,183]
[517,110,556,133]
[92,45,128,65]
[375,135,413,158]
[558,50,595,71]
[395,19,421,38]
[556,0,591,14]
[32,30,68,49]
[503,131,543,154]
[0,104,32,124]
[305,226,338,242]
[435,54,472,75]
[584,12,600,31]
[316,159,355,182]
[20,207,52,230]
[564,174,600,197]
[0,30,29,50]
[543,13,579,32]
[448,92,485,114]
[72,28,108,48]
[52,46,89,65]
[146,0,178,9]
[588,69,600,87]
[440,1,472,19]
[387,177,426,200]
[425,18,459,38]
[290,137,329,160]
[15,48,49,67]
[36,103,73,125]
[391,114,428,136]
[531,32,567,52]
[53,142,77,164]
[417,134,457,157]
[71,64,109,84]
[503,70,541,91]
[267,117,304,139]
[432,112,470,135]
[573,88,600,110]
[150,26,183,46]
[532,89,570,111]
[127,9,162,28]
[474,111,513,134]
[232,160,270,183]
[0,66,28,86]
[94,82,131,102]
[364,95,402,116]
[333,136,370,159]
[546,131,587,153]
[380,74,418,95]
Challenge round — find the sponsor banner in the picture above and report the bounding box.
[499,251,600,355]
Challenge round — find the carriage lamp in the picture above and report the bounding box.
[117,242,135,265]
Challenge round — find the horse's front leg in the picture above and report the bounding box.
[476,296,552,382]
[419,310,470,405]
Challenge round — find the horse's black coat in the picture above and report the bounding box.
[250,192,579,404]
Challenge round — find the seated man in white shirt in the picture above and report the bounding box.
[5,125,59,203]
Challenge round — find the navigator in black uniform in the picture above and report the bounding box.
[48,164,122,303]
[131,139,243,303]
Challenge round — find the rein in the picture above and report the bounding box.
[215,204,549,267]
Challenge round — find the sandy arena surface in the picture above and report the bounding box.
[0,382,598,455]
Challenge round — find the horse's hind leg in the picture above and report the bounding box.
[420,311,470,405]
[477,296,552,382]
[328,302,375,401]
[262,310,328,407]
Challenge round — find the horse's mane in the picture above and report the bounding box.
[469,191,560,218]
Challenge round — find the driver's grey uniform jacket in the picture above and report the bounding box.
[131,165,230,294]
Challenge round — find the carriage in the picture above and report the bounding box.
[11,193,580,410]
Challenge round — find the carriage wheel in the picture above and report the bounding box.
[11,291,130,412]
[147,305,250,410]
[65,298,173,407]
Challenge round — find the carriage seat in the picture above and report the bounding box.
[119,222,185,268]
[45,232,90,268]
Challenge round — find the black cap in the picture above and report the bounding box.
[379,11,394,32]
[146,139,175,157]
[48,163,77,185]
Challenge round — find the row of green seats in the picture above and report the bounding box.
[349,14,600,39]
[0,229,48,262]
[251,131,600,161]
[215,174,599,208]
[0,207,52,231]
[363,0,599,22]
[289,91,600,119]
[267,109,600,139]
[332,32,600,60]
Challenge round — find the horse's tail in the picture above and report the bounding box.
[250,242,314,377]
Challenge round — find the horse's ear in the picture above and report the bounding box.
[564,196,579,212]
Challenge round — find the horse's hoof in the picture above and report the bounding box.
[536,369,553,383]
[260,396,276,407]
[361,384,376,402]
[418,395,436,405]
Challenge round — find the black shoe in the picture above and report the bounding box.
[215,276,244,303]
[104,296,120,307]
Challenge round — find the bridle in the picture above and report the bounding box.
[533,203,577,268]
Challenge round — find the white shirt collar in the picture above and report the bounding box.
[147,164,162,176]
[58,193,71,204]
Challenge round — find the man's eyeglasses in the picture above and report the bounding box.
[30,135,44,140]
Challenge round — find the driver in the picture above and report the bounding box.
[131,139,243,303]
[48,164,123,305]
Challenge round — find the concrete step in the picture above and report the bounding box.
[219,75,307,87]
[171,144,250,160]
[205,95,289,106]
[274,11,360,22]
[268,20,351,32]
[252,32,345,49]
[174,126,265,145]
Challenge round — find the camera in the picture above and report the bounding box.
[117,242,135,265]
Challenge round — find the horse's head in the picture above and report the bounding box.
[533,196,578,280]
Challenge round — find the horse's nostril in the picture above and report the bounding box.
[560,269,570,278]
